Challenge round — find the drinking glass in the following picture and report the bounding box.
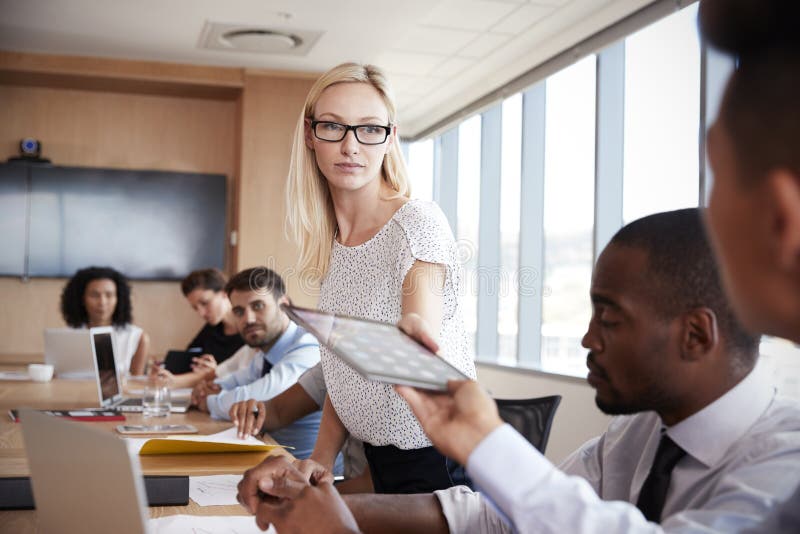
[143,375,171,417]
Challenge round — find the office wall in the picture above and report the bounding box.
[0,85,237,172]
[0,53,316,359]
[0,83,236,358]
[236,73,317,306]
[476,364,612,464]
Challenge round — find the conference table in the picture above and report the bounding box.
[0,363,292,533]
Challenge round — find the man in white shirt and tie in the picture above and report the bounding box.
[191,267,322,460]
[236,208,800,534]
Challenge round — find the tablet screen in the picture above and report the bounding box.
[283,304,468,391]
[163,349,201,375]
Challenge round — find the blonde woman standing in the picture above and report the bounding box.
[286,63,476,494]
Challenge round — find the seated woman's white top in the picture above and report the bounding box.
[112,324,143,376]
[319,199,477,449]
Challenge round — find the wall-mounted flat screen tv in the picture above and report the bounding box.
[0,162,227,280]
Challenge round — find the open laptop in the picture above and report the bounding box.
[19,408,149,534]
[90,327,189,413]
[43,328,95,378]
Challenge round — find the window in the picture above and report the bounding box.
[456,115,482,357]
[497,94,523,365]
[405,139,434,201]
[623,3,700,222]
[540,55,597,376]
[405,1,800,399]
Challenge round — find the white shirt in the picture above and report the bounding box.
[206,322,320,420]
[214,345,257,378]
[458,363,800,533]
[111,324,142,376]
[318,199,476,448]
[745,483,800,533]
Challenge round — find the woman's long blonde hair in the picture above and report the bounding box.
[286,63,411,281]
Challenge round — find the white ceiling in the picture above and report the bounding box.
[0,0,653,137]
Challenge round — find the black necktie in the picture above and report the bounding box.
[260,357,273,377]
[636,434,686,523]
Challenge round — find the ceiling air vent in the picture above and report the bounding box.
[199,22,322,56]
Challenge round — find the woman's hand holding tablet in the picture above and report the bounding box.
[281,304,469,391]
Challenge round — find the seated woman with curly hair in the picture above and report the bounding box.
[60,266,150,376]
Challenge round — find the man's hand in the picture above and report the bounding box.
[396,380,503,465]
[237,456,333,515]
[256,479,360,534]
[238,456,359,534]
[191,379,221,412]
[293,458,335,486]
[230,399,267,439]
[396,380,502,465]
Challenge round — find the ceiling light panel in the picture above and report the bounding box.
[422,0,520,31]
[199,21,322,55]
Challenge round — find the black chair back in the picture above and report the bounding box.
[495,395,562,454]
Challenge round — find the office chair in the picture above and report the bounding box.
[495,395,562,454]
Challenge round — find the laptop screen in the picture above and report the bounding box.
[92,331,120,402]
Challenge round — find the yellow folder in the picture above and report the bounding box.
[133,427,292,455]
[139,439,280,455]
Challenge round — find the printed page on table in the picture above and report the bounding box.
[189,474,242,506]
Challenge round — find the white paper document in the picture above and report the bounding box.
[174,426,263,444]
[124,426,264,455]
[148,514,274,533]
[190,475,242,506]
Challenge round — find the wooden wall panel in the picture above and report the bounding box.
[236,74,318,307]
[0,83,236,356]
[0,54,314,358]
[0,51,243,100]
[0,279,65,359]
[0,279,203,360]
[0,51,245,89]
[0,85,236,173]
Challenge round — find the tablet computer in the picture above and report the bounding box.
[281,304,469,391]
[163,348,202,374]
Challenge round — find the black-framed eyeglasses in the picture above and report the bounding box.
[311,120,392,145]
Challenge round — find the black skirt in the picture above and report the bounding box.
[363,443,472,494]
